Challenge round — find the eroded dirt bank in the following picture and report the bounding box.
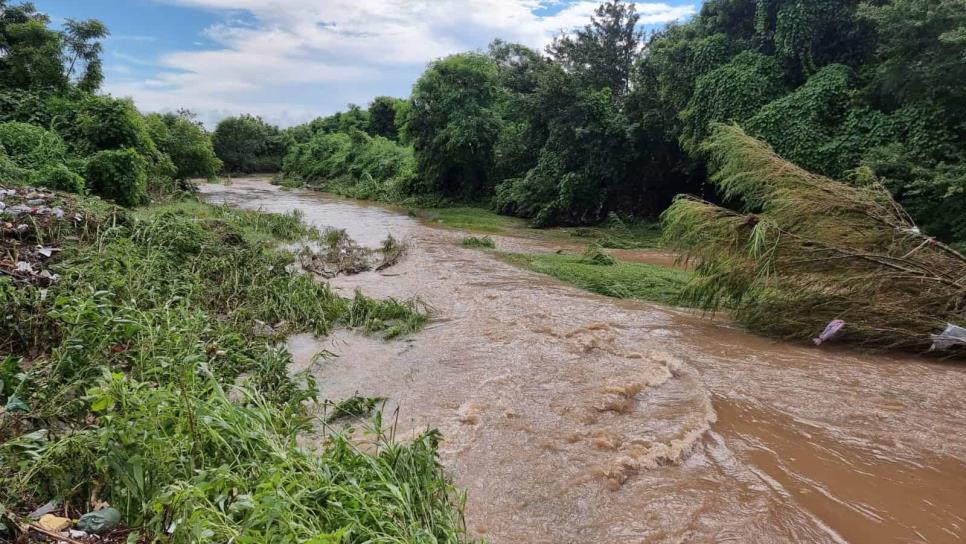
[202,179,966,544]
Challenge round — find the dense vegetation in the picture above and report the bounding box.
[251,0,966,249]
[1,2,471,540]
[1,1,221,204]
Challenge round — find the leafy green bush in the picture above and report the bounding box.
[282,130,416,201]
[0,121,68,169]
[85,148,148,206]
[146,112,222,181]
[746,64,854,175]
[28,163,85,193]
[70,95,153,154]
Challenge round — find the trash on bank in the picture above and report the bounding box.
[813,319,845,345]
[37,514,71,532]
[930,323,966,351]
[76,507,121,534]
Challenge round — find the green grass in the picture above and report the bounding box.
[409,207,525,234]
[560,219,663,249]
[0,189,469,543]
[500,251,693,306]
[461,236,496,248]
[325,395,386,423]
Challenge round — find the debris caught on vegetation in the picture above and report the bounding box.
[297,228,407,278]
[376,234,407,271]
[462,236,496,249]
[27,500,61,519]
[580,244,617,266]
[325,394,386,423]
[813,319,846,345]
[930,324,966,352]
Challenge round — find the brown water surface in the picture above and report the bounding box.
[202,179,966,544]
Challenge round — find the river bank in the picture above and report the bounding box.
[203,178,966,544]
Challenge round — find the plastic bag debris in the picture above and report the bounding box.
[28,499,61,519]
[37,514,71,532]
[76,507,121,534]
[813,319,845,345]
[36,246,58,258]
[930,323,966,351]
[4,394,29,413]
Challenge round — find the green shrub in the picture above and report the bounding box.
[145,112,222,181]
[85,148,148,206]
[0,121,68,169]
[28,163,85,193]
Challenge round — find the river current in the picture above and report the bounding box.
[202,179,966,544]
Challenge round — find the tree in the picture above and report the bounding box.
[547,0,641,97]
[406,53,502,197]
[63,18,109,92]
[0,3,66,90]
[212,115,286,173]
[146,110,222,181]
[367,96,402,139]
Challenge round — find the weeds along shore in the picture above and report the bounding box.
[0,186,472,542]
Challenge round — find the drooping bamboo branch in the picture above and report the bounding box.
[662,124,966,352]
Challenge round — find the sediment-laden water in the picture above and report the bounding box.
[202,179,966,544]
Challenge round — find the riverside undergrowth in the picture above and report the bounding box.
[0,188,469,542]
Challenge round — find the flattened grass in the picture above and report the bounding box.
[410,207,526,234]
[500,252,693,307]
[0,190,469,543]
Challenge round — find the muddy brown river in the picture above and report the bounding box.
[202,179,966,544]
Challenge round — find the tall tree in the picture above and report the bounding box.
[406,53,502,197]
[212,115,286,173]
[0,2,66,90]
[63,18,109,92]
[546,0,641,96]
[367,96,402,139]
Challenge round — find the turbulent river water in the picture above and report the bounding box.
[201,179,966,544]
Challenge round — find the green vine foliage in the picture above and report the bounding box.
[745,64,853,175]
[85,148,149,207]
[0,121,68,170]
[680,51,786,153]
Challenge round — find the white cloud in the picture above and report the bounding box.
[107,1,696,127]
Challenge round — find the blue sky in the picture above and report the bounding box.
[36,0,698,128]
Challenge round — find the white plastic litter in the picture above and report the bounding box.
[930,323,966,351]
[813,319,845,345]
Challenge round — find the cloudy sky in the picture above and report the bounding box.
[37,0,698,128]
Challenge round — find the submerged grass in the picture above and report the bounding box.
[325,395,386,423]
[461,236,496,249]
[0,188,469,542]
[562,216,663,249]
[409,207,525,234]
[500,251,693,307]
